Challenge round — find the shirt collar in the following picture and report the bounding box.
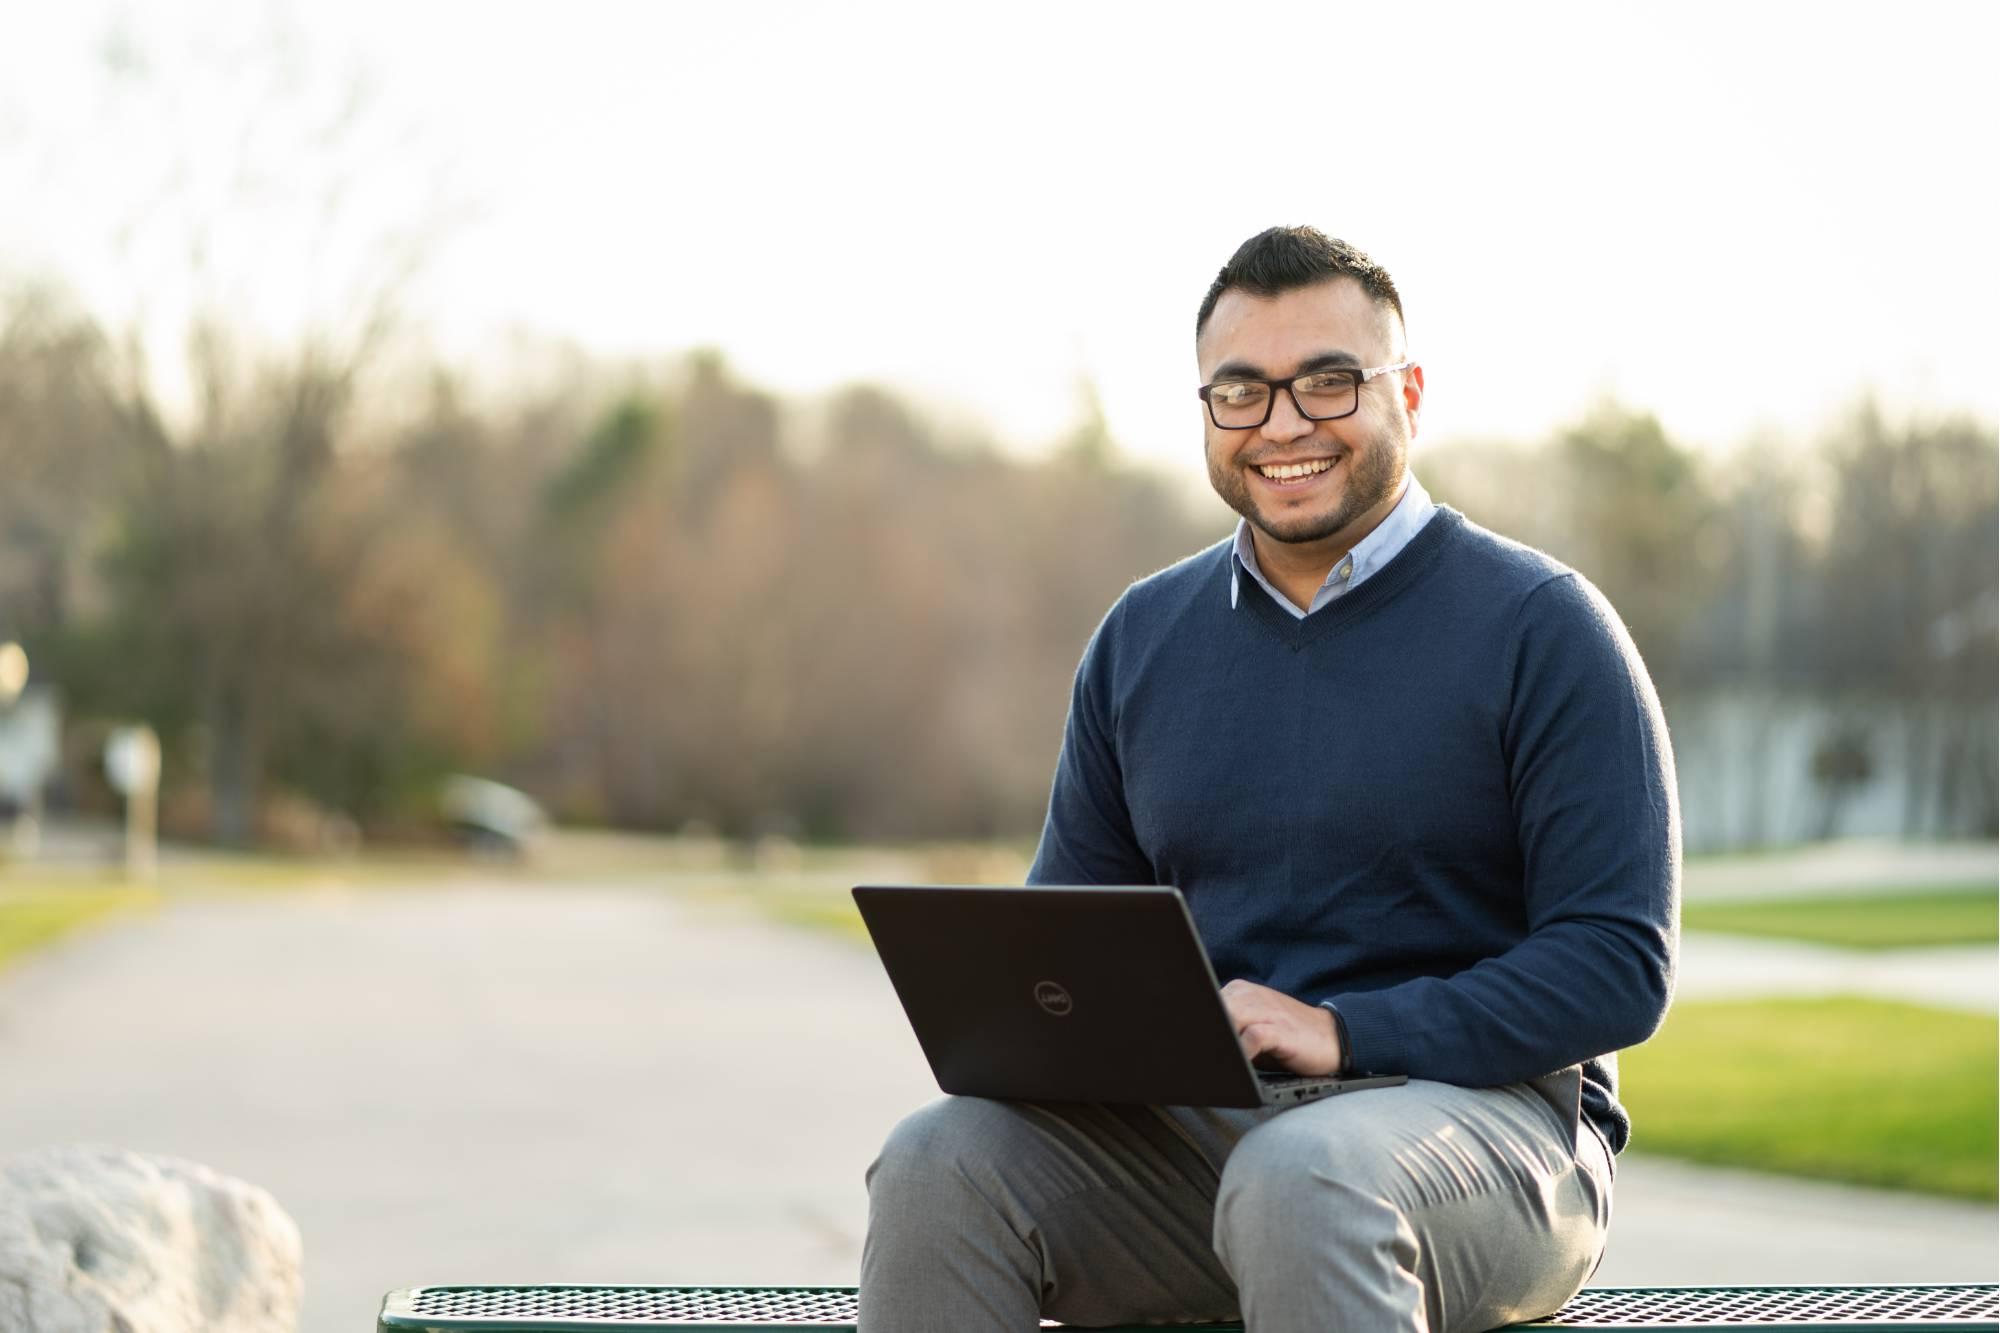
[1229,472,1437,615]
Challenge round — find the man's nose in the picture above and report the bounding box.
[1259,387,1314,442]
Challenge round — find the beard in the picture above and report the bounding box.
[1206,416,1408,547]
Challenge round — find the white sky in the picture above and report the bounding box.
[3,0,1995,490]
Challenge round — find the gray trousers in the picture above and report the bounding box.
[859,1071,1611,1333]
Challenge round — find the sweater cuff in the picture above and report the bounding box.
[1322,991,1407,1077]
[1321,1003,1354,1075]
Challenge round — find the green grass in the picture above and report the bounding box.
[689,843,1035,944]
[754,883,872,942]
[1622,996,1998,1200]
[1683,885,1997,949]
[0,886,157,973]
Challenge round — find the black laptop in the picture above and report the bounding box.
[852,884,1407,1108]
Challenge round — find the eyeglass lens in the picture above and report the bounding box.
[1208,371,1359,428]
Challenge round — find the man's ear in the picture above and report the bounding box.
[1401,363,1425,441]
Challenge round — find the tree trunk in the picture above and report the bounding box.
[208,682,261,846]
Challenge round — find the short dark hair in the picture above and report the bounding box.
[1195,226,1405,338]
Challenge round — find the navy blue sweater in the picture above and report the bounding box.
[1027,508,1680,1153]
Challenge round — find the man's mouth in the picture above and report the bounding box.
[1253,456,1340,483]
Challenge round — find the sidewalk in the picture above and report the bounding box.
[1676,838,1997,1013]
[1676,932,1997,1013]
[1599,1155,1997,1285]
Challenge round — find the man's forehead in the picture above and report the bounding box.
[1197,277,1397,374]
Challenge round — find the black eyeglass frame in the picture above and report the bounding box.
[1197,359,1416,430]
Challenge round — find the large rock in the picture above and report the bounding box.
[0,1145,302,1333]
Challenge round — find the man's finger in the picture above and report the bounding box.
[1236,1019,1280,1059]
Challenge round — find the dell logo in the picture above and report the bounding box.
[1033,981,1073,1016]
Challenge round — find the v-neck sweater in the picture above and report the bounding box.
[1027,507,1681,1153]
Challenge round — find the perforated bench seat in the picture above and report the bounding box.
[377,1283,2000,1332]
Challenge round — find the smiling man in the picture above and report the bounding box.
[860,227,1681,1333]
[1200,266,1420,617]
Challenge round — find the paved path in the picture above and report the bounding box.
[1676,932,1997,1013]
[0,883,1993,1333]
[1684,840,1997,900]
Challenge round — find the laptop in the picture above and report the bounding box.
[852,884,1408,1109]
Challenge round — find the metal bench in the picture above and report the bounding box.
[378,1282,2000,1332]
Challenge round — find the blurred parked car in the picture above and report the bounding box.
[440,776,548,858]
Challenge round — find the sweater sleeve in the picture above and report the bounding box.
[1027,603,1156,887]
[1328,573,1681,1087]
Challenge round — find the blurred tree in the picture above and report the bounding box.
[524,388,677,824]
[1057,377,1116,472]
[1547,404,1724,693]
[9,13,468,842]
[0,291,132,640]
[1811,403,1997,835]
[97,324,391,838]
[13,300,1991,848]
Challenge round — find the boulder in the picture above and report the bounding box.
[0,1145,302,1333]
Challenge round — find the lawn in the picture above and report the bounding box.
[1620,995,1998,1200]
[0,885,156,973]
[1682,885,1998,949]
[749,880,874,942]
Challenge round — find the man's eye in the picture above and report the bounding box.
[1297,372,1353,392]
[1216,384,1265,405]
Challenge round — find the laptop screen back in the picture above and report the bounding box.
[852,884,1269,1107]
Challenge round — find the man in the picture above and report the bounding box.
[860,227,1679,1333]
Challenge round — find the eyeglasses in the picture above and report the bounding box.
[1198,360,1414,429]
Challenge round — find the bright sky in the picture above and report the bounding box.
[3,0,1994,489]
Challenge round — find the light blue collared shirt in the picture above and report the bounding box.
[1230,472,1438,617]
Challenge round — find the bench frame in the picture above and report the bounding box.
[378,1282,2000,1333]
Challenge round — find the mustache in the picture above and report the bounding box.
[1240,448,1347,467]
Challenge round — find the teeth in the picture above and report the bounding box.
[1257,458,1335,480]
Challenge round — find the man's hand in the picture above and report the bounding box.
[1220,979,1344,1076]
